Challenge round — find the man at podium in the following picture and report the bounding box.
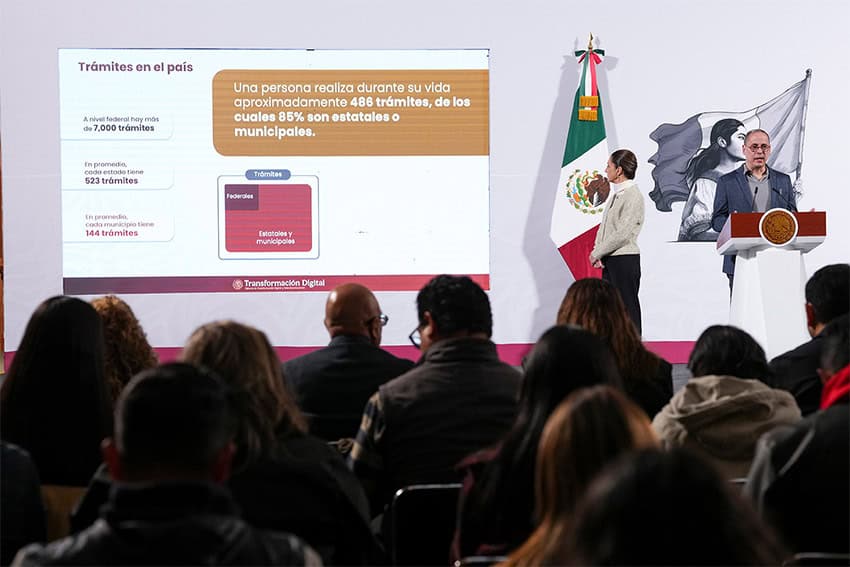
[711,129,797,290]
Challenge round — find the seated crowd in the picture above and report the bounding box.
[0,266,847,565]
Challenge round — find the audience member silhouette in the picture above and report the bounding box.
[348,275,521,517]
[6,278,839,564]
[1,442,46,565]
[283,283,413,441]
[72,321,376,564]
[557,278,673,418]
[653,325,800,478]
[747,313,849,553]
[91,295,158,403]
[768,263,850,415]
[562,449,787,565]
[0,296,112,486]
[182,320,378,564]
[453,325,623,561]
[13,363,321,566]
[500,386,658,567]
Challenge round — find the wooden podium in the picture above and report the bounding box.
[716,210,826,359]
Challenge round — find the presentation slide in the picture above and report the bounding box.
[59,49,490,294]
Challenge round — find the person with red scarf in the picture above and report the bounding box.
[745,314,849,554]
[819,359,850,409]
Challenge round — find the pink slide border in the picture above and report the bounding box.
[63,274,490,295]
[284,341,695,365]
[6,340,694,368]
[4,341,693,369]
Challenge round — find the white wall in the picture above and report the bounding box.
[2,0,848,351]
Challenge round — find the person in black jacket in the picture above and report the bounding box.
[13,363,320,566]
[183,320,379,565]
[348,275,521,517]
[71,322,377,565]
[767,264,849,415]
[747,315,850,554]
[283,283,413,441]
[1,443,45,565]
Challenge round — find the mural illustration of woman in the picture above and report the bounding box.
[678,118,746,241]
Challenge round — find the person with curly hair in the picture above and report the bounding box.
[557,278,673,419]
[91,295,158,403]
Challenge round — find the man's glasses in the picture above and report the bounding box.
[409,326,422,349]
[747,144,770,153]
[366,313,389,327]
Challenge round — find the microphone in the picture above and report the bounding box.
[750,186,759,212]
[771,186,797,212]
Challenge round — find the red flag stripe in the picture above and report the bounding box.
[557,225,603,280]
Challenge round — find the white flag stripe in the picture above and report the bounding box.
[580,55,602,108]
[550,139,609,245]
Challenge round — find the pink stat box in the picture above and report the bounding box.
[224,183,312,252]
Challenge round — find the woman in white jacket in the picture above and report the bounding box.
[589,149,644,334]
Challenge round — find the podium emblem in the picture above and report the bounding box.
[759,208,798,246]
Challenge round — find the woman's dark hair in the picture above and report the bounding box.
[610,149,637,180]
[462,326,622,553]
[688,325,770,380]
[91,295,158,403]
[563,449,787,565]
[0,296,113,485]
[503,386,657,567]
[181,320,307,471]
[684,118,745,186]
[557,278,661,390]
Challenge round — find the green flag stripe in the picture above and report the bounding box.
[561,88,606,167]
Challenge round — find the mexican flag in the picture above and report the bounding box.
[550,41,609,280]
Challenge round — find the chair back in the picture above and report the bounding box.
[40,485,86,542]
[390,483,462,566]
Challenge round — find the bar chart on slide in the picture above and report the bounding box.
[219,175,318,258]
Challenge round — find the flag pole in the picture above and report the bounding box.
[795,69,812,184]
